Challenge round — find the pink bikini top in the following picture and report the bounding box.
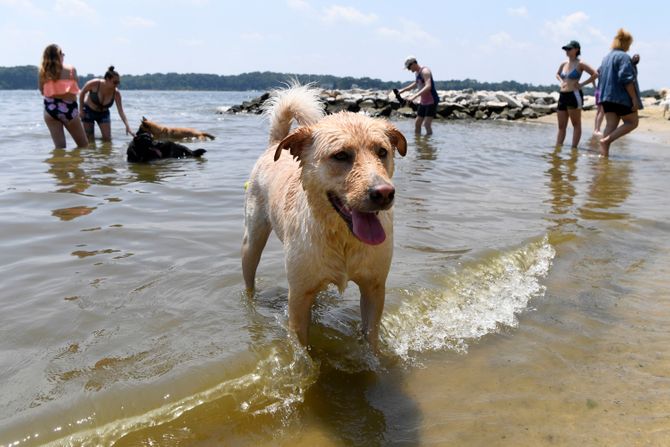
[43,68,80,97]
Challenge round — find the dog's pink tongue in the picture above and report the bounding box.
[351,211,386,245]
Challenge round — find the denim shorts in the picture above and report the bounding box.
[81,104,111,124]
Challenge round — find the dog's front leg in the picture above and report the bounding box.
[358,281,386,349]
[288,288,317,346]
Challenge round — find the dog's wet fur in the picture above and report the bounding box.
[138,116,215,141]
[127,130,206,162]
[241,83,407,348]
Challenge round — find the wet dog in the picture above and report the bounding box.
[127,130,206,162]
[241,84,407,348]
[138,116,215,141]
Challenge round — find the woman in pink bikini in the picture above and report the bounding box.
[79,66,134,142]
[38,44,88,149]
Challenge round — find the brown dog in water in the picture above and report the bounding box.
[138,116,215,141]
[241,84,407,348]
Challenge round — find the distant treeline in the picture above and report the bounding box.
[0,65,657,96]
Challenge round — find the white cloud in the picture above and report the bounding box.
[543,11,589,43]
[507,6,528,18]
[53,0,97,19]
[322,5,377,25]
[121,16,157,28]
[376,19,439,46]
[586,26,609,44]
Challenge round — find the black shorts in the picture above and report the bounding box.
[557,90,584,111]
[601,101,634,117]
[417,104,437,118]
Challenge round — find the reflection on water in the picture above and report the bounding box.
[300,365,420,447]
[544,147,633,239]
[51,205,97,221]
[44,148,90,194]
[544,146,578,230]
[126,161,165,183]
[580,157,632,220]
[414,134,437,161]
[402,135,438,237]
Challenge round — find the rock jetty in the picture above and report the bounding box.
[223,88,597,121]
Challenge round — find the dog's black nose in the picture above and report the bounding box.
[369,183,395,208]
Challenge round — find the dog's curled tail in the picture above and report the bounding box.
[262,81,325,144]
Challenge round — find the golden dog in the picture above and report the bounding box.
[138,116,215,141]
[241,84,407,348]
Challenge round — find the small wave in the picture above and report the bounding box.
[381,237,555,360]
[26,341,318,447]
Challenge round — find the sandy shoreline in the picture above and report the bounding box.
[530,104,670,147]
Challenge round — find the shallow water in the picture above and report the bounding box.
[1,90,669,446]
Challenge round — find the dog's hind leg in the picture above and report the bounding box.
[241,216,271,293]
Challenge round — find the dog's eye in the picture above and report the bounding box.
[332,151,351,162]
[377,147,388,158]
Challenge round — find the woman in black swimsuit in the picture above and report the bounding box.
[79,66,134,141]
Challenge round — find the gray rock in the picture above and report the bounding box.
[225,88,569,121]
[496,92,524,109]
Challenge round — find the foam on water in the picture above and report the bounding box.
[4,340,319,447]
[382,237,555,360]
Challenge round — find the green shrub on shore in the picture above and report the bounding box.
[0,65,658,96]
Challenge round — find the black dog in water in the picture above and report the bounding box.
[127,130,207,162]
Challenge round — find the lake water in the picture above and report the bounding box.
[1,90,669,446]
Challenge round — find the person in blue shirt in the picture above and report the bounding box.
[554,40,598,149]
[597,29,642,157]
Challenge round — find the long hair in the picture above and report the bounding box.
[39,44,62,84]
[611,28,633,51]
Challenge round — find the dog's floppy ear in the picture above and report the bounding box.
[274,127,312,161]
[385,124,407,157]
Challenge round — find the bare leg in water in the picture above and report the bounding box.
[593,104,604,136]
[555,109,568,148]
[568,107,582,148]
[599,111,638,157]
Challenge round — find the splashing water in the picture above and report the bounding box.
[33,340,319,447]
[382,237,555,360]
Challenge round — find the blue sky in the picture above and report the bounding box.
[1,0,668,89]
